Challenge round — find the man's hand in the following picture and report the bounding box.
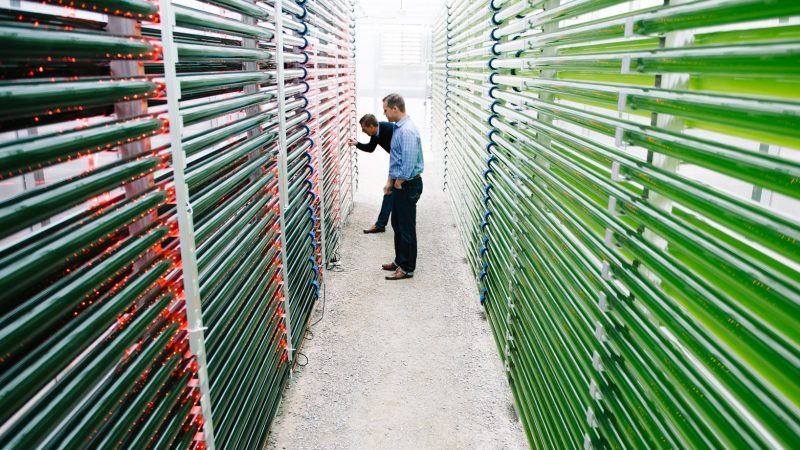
[384,179,392,195]
[393,178,404,190]
[347,138,357,146]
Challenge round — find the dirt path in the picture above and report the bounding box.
[266,107,527,450]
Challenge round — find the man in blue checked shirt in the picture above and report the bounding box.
[379,93,424,280]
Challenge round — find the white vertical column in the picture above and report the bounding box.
[157,0,216,448]
[310,39,330,270]
[274,0,294,364]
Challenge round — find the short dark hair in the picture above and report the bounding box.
[359,114,378,127]
[382,93,405,113]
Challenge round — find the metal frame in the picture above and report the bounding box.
[157,0,216,447]
[274,0,295,364]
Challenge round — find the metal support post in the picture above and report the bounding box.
[309,40,330,270]
[157,0,216,447]
[274,0,295,364]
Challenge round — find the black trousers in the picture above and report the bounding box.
[375,191,393,228]
[391,176,423,274]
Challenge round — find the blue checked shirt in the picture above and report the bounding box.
[388,115,424,180]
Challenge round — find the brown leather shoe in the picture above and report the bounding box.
[385,268,413,280]
[363,225,386,234]
[381,262,398,271]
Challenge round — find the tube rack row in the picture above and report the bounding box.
[434,0,800,448]
[0,0,355,448]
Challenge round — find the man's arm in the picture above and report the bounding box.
[350,135,379,153]
[384,176,392,195]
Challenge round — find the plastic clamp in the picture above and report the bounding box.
[589,379,603,401]
[592,351,604,372]
[594,322,607,342]
[586,407,598,428]
[599,292,609,312]
[601,261,612,281]
[614,127,625,147]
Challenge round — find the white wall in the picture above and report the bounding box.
[354,0,445,115]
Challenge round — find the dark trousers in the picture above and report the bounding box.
[391,176,423,274]
[375,191,393,228]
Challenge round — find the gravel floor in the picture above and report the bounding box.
[266,103,527,450]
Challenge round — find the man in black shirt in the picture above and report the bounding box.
[348,113,396,234]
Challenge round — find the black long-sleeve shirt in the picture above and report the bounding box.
[356,121,396,154]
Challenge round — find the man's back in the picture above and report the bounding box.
[357,121,396,154]
[376,121,395,153]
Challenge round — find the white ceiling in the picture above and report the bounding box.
[355,0,447,26]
